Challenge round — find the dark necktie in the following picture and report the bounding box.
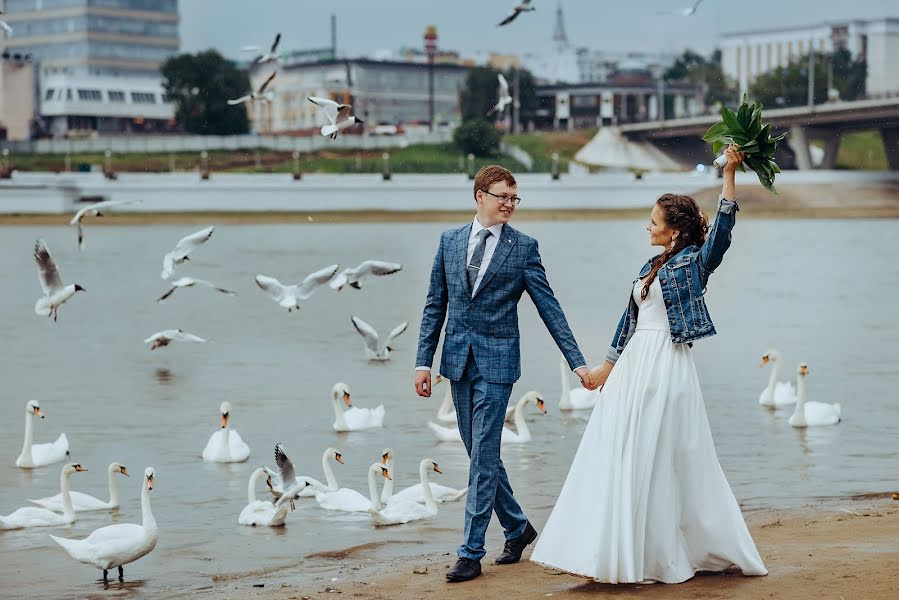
[467,229,493,293]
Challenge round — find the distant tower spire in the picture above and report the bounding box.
[552,1,569,49]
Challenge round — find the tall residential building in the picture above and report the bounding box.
[719,17,899,98]
[1,0,179,139]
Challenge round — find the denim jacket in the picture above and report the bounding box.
[605,196,739,364]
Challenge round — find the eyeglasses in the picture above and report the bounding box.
[482,190,522,206]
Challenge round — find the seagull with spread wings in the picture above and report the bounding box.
[659,0,704,16]
[351,316,409,361]
[69,199,142,251]
[497,0,535,26]
[242,32,281,65]
[487,73,512,116]
[157,277,236,302]
[227,71,276,106]
[255,264,340,312]
[160,226,214,280]
[144,329,207,350]
[330,261,402,291]
[33,240,85,322]
[308,97,364,139]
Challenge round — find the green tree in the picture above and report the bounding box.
[749,48,866,107]
[453,120,501,156]
[161,50,250,135]
[665,49,737,107]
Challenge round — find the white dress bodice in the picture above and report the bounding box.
[633,277,670,333]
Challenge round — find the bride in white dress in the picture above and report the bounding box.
[531,145,767,584]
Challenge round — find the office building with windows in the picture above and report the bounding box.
[1,0,179,139]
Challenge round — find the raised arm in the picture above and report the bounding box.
[698,144,743,279]
[522,238,589,384]
[414,233,449,397]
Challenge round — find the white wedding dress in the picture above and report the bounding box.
[531,278,767,584]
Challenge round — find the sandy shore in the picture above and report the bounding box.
[1,182,898,225]
[214,495,899,600]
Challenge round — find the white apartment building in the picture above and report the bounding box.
[720,17,899,98]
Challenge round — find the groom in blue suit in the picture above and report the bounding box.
[415,165,591,582]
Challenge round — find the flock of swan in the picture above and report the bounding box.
[758,349,841,427]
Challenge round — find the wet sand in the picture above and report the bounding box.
[1,181,898,225]
[222,496,899,600]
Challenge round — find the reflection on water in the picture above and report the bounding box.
[0,219,897,599]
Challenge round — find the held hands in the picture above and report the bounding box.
[586,361,614,391]
[414,370,431,398]
[574,366,594,391]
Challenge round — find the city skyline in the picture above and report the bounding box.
[179,0,897,61]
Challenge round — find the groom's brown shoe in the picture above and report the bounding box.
[495,521,538,564]
[446,557,481,582]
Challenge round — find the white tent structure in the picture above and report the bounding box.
[574,126,683,172]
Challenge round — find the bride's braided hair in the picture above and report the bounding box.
[641,194,709,300]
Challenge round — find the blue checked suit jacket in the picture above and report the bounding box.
[415,222,585,384]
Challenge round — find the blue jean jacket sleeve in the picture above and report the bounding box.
[523,239,586,370]
[415,233,449,368]
[698,196,739,280]
[605,306,630,364]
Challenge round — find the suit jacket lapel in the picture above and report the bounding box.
[472,225,516,300]
[455,224,472,295]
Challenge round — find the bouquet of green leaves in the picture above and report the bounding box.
[703,94,787,194]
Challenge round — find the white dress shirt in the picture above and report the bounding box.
[467,216,504,297]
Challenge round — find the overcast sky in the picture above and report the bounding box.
[179,0,896,61]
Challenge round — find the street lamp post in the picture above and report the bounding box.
[424,26,438,132]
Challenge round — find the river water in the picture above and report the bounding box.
[0,217,896,598]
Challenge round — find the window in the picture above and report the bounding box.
[130,91,156,103]
[78,89,103,101]
[108,90,125,102]
[45,88,55,100]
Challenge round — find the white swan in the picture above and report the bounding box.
[202,401,251,463]
[313,452,374,512]
[238,467,290,527]
[758,349,798,408]
[50,467,158,583]
[558,355,598,411]
[29,462,128,512]
[369,459,442,526]
[501,391,546,443]
[380,448,467,504]
[268,445,341,499]
[434,375,457,424]
[427,391,545,444]
[789,363,841,428]
[1,463,87,529]
[330,382,385,432]
[16,399,69,469]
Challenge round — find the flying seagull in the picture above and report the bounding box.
[242,32,281,65]
[69,199,142,251]
[144,329,207,350]
[33,239,85,322]
[487,73,512,116]
[330,261,402,292]
[351,316,408,361]
[308,97,364,139]
[0,9,13,36]
[497,0,535,26]
[227,71,276,106]
[160,226,214,280]
[255,264,340,312]
[659,0,704,16]
[157,277,236,302]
